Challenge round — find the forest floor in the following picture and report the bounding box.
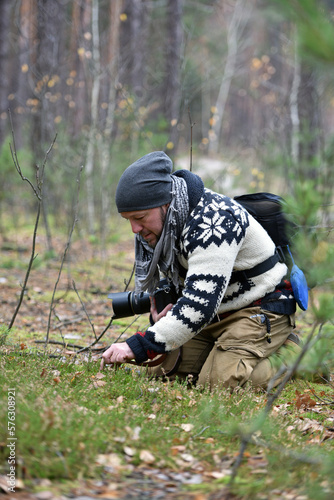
[1,228,334,500]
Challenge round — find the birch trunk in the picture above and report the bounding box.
[100,0,122,254]
[208,0,252,156]
[290,27,300,166]
[85,0,100,235]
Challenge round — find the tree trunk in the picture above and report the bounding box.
[208,0,253,156]
[32,0,65,151]
[100,0,122,254]
[164,0,183,157]
[290,27,301,166]
[0,0,12,148]
[85,0,100,235]
[31,0,66,252]
[119,0,148,98]
[69,0,91,137]
[297,65,323,168]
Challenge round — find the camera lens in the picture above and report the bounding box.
[129,291,151,315]
[109,291,151,318]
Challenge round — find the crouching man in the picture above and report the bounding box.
[101,151,299,390]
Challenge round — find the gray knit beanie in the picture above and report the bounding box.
[116,151,173,212]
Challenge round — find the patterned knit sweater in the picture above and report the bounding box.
[126,170,296,363]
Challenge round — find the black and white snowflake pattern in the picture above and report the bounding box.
[182,190,249,253]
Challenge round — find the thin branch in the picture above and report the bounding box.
[251,434,323,466]
[54,315,85,328]
[124,263,136,292]
[34,339,102,351]
[76,317,114,353]
[265,322,322,408]
[8,206,41,329]
[72,280,97,340]
[9,109,41,200]
[230,321,322,484]
[188,107,195,172]
[45,166,84,346]
[7,114,56,330]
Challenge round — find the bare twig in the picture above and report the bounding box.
[188,107,195,172]
[8,206,41,330]
[251,434,323,466]
[72,280,97,340]
[45,165,84,346]
[8,111,56,330]
[230,321,322,484]
[265,322,322,408]
[54,315,85,328]
[124,263,136,291]
[76,317,114,353]
[9,110,41,200]
[34,339,102,351]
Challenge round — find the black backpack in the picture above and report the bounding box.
[231,192,308,310]
[234,192,290,251]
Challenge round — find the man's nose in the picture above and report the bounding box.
[130,220,143,233]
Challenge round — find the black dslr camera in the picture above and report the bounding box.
[108,279,179,319]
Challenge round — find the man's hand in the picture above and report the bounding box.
[150,297,173,324]
[100,342,135,371]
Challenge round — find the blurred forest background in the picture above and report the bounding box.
[0,0,333,243]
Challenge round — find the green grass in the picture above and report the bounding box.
[1,344,333,498]
[1,218,333,497]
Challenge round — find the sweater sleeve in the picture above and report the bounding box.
[126,194,250,364]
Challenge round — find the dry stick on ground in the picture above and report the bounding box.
[44,166,83,347]
[8,112,56,330]
[34,339,102,351]
[229,321,323,484]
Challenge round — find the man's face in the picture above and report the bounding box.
[121,204,169,248]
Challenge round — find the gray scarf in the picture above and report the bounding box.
[134,176,189,293]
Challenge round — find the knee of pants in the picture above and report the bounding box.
[249,339,302,389]
[197,347,257,390]
[248,358,281,389]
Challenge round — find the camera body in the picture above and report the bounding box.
[109,278,179,319]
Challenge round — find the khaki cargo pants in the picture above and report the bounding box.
[148,306,296,390]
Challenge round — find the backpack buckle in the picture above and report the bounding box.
[276,246,286,263]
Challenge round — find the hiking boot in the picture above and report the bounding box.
[284,331,301,346]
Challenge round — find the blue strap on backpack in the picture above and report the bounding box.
[287,246,308,311]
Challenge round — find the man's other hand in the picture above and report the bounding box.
[100,342,135,370]
[150,298,173,324]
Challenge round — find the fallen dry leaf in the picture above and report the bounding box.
[205,470,230,479]
[96,453,122,468]
[171,445,186,456]
[92,380,107,388]
[181,423,194,432]
[295,390,317,410]
[180,453,195,462]
[139,449,155,464]
[64,349,77,356]
[123,446,135,457]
